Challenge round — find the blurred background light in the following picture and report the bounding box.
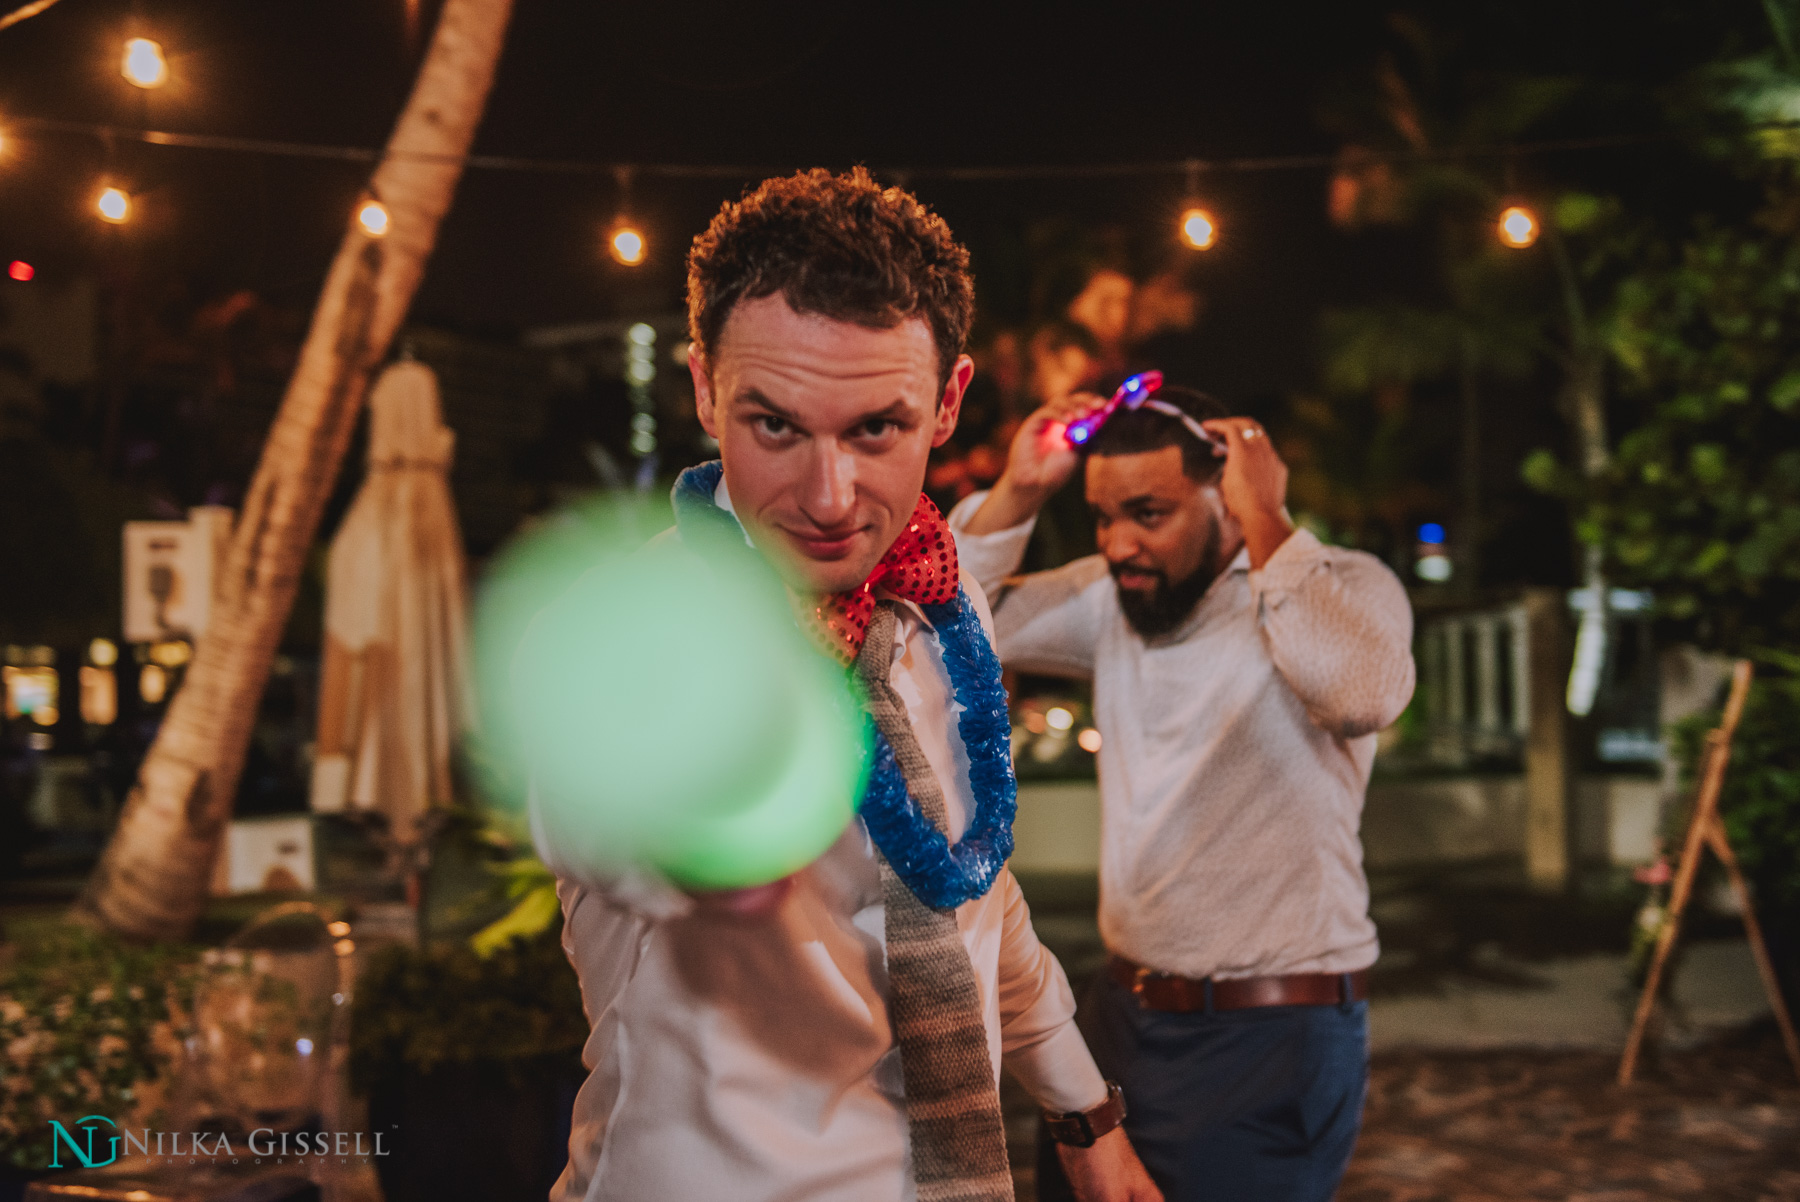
[120,37,168,89]
[96,186,130,223]
[357,199,390,238]
[1498,205,1539,248]
[1180,206,1217,250]
[609,224,645,266]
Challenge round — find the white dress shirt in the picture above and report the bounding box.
[533,482,1106,1202]
[948,493,1416,982]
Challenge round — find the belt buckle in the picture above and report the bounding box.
[1130,965,1178,1002]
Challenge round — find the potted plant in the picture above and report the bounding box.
[349,920,587,1202]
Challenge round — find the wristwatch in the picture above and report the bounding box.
[1043,1080,1127,1148]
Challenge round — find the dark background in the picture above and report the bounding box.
[0,0,1743,398]
[0,0,1771,587]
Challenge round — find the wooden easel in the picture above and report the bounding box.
[1619,659,1800,1085]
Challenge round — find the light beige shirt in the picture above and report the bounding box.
[948,494,1416,981]
[534,483,1105,1202]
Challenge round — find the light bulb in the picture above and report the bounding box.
[1498,205,1539,249]
[121,38,168,89]
[97,187,130,224]
[1180,207,1217,250]
[610,225,646,266]
[357,200,390,238]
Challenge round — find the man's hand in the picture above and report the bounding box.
[961,393,1104,535]
[1056,1127,1164,1202]
[686,875,796,919]
[1199,416,1293,569]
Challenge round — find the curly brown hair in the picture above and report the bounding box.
[686,168,975,386]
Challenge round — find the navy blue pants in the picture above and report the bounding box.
[1037,974,1369,1202]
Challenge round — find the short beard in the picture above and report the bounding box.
[1111,525,1221,639]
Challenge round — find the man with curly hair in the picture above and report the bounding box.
[535,169,1160,1202]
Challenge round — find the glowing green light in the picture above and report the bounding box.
[474,497,868,889]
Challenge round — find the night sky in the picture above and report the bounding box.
[0,1,1765,485]
[0,0,1428,405]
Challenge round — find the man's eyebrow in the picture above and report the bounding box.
[733,390,919,427]
[1118,492,1170,510]
[734,387,805,426]
[853,400,919,425]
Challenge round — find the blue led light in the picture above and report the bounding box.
[1068,426,1090,444]
[1418,522,1446,545]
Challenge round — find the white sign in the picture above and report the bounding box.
[210,815,317,896]
[123,507,233,643]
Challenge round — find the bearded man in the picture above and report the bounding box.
[948,382,1416,1201]
[532,169,1160,1202]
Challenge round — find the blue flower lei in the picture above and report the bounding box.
[672,461,1016,910]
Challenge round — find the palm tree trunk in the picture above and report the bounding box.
[77,0,515,940]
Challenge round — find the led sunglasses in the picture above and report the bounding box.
[1062,370,1225,455]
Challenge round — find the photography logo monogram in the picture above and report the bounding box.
[44,1118,391,1169]
[47,1115,120,1169]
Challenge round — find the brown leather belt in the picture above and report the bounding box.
[1109,955,1368,1012]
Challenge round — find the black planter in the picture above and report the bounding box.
[367,1055,584,1202]
[0,1167,55,1202]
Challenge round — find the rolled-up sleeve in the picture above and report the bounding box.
[992,870,1109,1114]
[1249,528,1416,738]
[948,492,1107,680]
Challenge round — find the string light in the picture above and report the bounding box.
[609,224,645,265]
[1177,160,1217,251]
[1497,205,1539,249]
[96,186,130,223]
[7,260,32,281]
[1180,206,1217,250]
[606,166,646,266]
[357,198,390,238]
[120,38,168,90]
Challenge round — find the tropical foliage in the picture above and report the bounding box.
[0,925,198,1172]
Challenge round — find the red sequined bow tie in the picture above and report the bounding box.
[798,494,960,664]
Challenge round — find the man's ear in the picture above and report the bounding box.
[931,354,976,448]
[690,348,718,439]
[1201,484,1245,550]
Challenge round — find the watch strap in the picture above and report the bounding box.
[1043,1080,1127,1148]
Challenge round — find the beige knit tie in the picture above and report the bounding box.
[855,602,1014,1202]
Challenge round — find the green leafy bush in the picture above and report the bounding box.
[0,925,199,1171]
[1533,222,1800,654]
[348,931,586,1096]
[1672,669,1800,940]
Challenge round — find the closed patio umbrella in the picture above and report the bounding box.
[310,360,472,891]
